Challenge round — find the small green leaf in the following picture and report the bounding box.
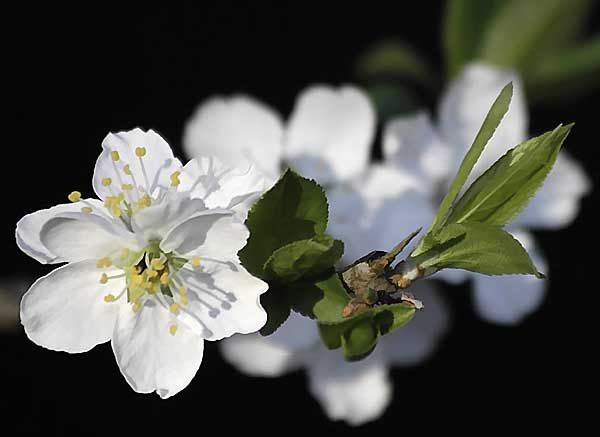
[414,82,513,255]
[239,169,329,278]
[446,124,572,226]
[418,222,543,277]
[341,318,379,361]
[264,235,344,283]
[259,288,291,336]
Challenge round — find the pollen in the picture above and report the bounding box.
[111,151,120,161]
[101,177,112,187]
[191,256,200,268]
[142,281,153,290]
[178,286,187,296]
[68,191,81,202]
[81,206,93,213]
[169,303,179,314]
[180,296,188,305]
[170,171,181,187]
[132,301,141,313]
[169,324,178,336]
[123,164,132,175]
[103,294,115,303]
[131,274,143,286]
[139,194,152,208]
[151,259,165,271]
[146,269,158,279]
[97,257,112,268]
[121,183,133,191]
[160,273,169,285]
[100,273,108,284]
[135,147,147,157]
[111,205,122,217]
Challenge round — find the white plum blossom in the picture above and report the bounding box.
[16,128,268,398]
[183,86,449,424]
[372,63,590,324]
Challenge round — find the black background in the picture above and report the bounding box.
[3,2,598,434]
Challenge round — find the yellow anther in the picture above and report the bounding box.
[97,257,112,268]
[117,192,125,202]
[191,256,200,268]
[178,286,187,296]
[151,259,165,271]
[160,273,170,285]
[135,147,147,157]
[101,177,112,187]
[169,324,178,336]
[111,205,122,217]
[121,183,133,191]
[111,151,120,161]
[120,248,130,259]
[170,171,181,187]
[104,196,116,208]
[81,207,93,214]
[180,296,188,305]
[151,283,160,294]
[131,274,143,286]
[142,281,153,290]
[146,269,158,279]
[68,191,81,202]
[123,164,132,175]
[132,301,141,313]
[103,294,115,303]
[100,273,108,284]
[169,303,179,314]
[139,194,152,208]
[129,265,141,275]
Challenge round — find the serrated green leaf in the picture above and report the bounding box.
[414,82,513,256]
[239,169,329,278]
[259,288,291,336]
[478,0,589,69]
[443,0,505,77]
[447,124,572,226]
[418,222,542,277]
[264,235,344,283]
[287,273,351,324]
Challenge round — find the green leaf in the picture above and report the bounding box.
[418,222,543,277]
[264,235,344,283]
[341,319,379,361]
[446,124,572,226]
[259,288,291,336]
[443,0,505,77]
[414,82,513,255]
[239,169,329,278]
[287,273,351,324]
[355,41,437,90]
[478,0,589,69]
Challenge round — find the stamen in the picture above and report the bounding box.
[180,295,188,305]
[160,273,170,285]
[131,274,144,286]
[135,147,146,157]
[100,273,108,284]
[139,194,152,208]
[179,286,187,296]
[97,257,112,268]
[191,256,200,268]
[81,207,93,213]
[123,164,132,176]
[104,294,116,302]
[111,205,122,218]
[170,171,181,187]
[111,151,120,161]
[169,303,179,314]
[169,324,178,336]
[68,191,81,202]
[102,177,112,187]
[121,183,133,191]
[151,259,165,271]
[146,269,158,279]
[132,300,141,313]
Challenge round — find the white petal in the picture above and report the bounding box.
[219,333,302,377]
[93,128,182,200]
[131,192,207,243]
[181,157,272,221]
[20,260,122,353]
[159,209,243,259]
[111,299,204,398]
[383,112,453,194]
[307,349,392,426]
[182,96,284,179]
[285,85,376,184]
[382,281,450,366]
[515,152,591,229]
[472,231,547,325]
[18,200,136,264]
[439,62,528,179]
[178,259,267,340]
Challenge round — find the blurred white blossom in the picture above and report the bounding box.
[16,129,268,398]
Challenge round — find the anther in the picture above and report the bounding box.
[123,164,132,175]
[97,257,112,268]
[121,183,133,191]
[103,294,116,303]
[169,303,179,314]
[170,171,181,187]
[135,147,146,157]
[178,286,187,296]
[160,273,169,285]
[100,273,108,284]
[151,259,165,271]
[169,324,178,336]
[111,205,122,217]
[111,151,120,161]
[101,178,112,187]
[132,301,141,312]
[81,207,93,213]
[180,296,188,305]
[146,269,158,279]
[68,191,81,202]
[191,256,200,268]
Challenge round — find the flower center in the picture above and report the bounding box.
[96,241,201,336]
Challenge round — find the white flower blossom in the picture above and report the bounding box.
[183,86,448,424]
[16,128,268,398]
